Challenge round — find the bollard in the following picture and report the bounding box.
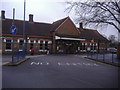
[96,52,98,60]
[102,53,104,61]
[112,52,114,63]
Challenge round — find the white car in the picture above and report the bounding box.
[107,48,117,53]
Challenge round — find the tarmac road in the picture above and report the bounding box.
[2,55,118,88]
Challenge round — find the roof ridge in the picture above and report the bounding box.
[4,18,52,25]
[53,16,68,23]
[50,17,69,32]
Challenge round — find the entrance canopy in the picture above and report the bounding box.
[55,36,85,41]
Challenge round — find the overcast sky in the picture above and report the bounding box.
[0,0,119,40]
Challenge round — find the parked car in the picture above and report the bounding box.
[107,48,117,53]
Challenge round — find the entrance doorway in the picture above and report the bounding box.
[56,40,79,54]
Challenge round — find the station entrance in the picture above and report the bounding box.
[56,40,80,54]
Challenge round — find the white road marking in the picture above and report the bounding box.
[46,62,49,65]
[31,62,49,65]
[72,63,77,66]
[30,62,99,66]
[31,62,40,65]
[58,62,61,65]
[66,63,70,65]
[77,63,82,66]
[93,63,99,66]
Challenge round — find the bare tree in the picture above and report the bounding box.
[66,0,120,33]
[108,35,116,42]
[66,0,120,59]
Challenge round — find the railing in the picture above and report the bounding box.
[12,51,26,63]
[86,50,120,66]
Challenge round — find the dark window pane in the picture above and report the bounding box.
[6,40,11,49]
[40,41,43,50]
[45,41,48,49]
[19,40,24,49]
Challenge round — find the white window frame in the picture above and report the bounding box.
[5,49,12,51]
[34,40,36,43]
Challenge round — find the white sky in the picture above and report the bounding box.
[0,0,119,40]
[0,0,73,23]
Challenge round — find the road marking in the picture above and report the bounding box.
[77,63,82,66]
[26,55,47,58]
[30,62,99,67]
[0,62,9,66]
[31,62,40,65]
[58,62,60,65]
[30,62,49,65]
[46,62,49,65]
[72,63,77,66]
[66,63,70,65]
[93,63,99,66]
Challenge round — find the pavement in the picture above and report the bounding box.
[1,55,11,66]
[2,54,119,88]
[1,55,30,66]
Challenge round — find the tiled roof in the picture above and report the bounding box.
[50,17,68,32]
[79,28,108,41]
[2,18,108,41]
[2,19,52,37]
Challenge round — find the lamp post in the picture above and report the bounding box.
[12,8,15,63]
[22,0,26,57]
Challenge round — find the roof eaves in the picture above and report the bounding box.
[50,17,68,32]
[55,17,69,32]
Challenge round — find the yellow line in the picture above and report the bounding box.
[3,62,9,65]
[26,55,47,58]
[0,62,9,65]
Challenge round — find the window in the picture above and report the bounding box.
[80,43,86,50]
[45,41,48,50]
[19,40,24,49]
[83,43,86,50]
[93,44,96,50]
[36,40,38,43]
[40,41,43,50]
[80,43,82,50]
[94,46,96,50]
[30,40,34,49]
[90,43,94,50]
[6,40,12,49]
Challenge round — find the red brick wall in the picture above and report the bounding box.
[55,18,80,37]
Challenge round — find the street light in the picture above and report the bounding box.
[22,0,26,57]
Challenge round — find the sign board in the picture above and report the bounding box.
[10,25,17,34]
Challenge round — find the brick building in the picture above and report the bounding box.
[1,10,108,54]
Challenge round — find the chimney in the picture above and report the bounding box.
[79,23,83,29]
[29,14,33,22]
[1,10,5,19]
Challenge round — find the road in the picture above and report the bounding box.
[2,55,118,88]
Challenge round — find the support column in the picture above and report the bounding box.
[117,43,120,59]
[52,32,56,54]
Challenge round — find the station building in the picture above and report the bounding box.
[1,10,108,54]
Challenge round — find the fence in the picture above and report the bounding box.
[12,51,26,63]
[86,50,120,65]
